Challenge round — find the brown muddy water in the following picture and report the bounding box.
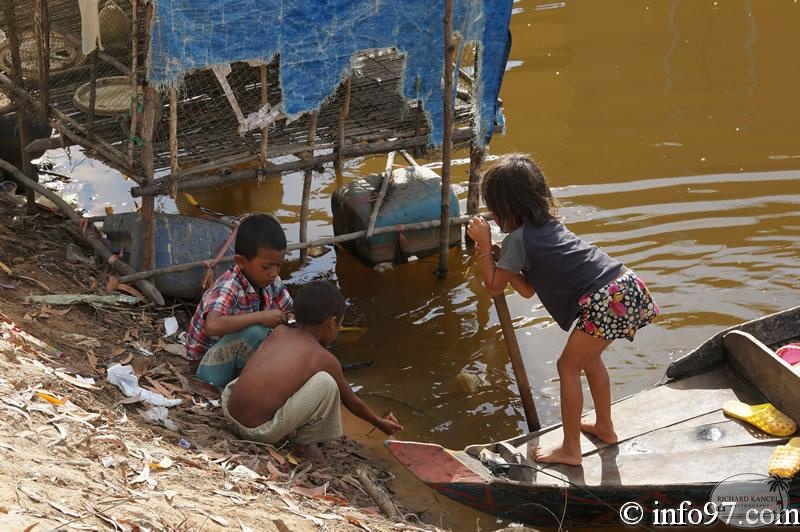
[42,0,800,529]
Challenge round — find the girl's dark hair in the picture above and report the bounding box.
[480,154,559,228]
[294,281,346,326]
[235,213,287,259]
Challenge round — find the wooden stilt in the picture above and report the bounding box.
[33,0,49,122]
[87,51,98,139]
[335,78,351,175]
[4,0,37,213]
[127,0,139,166]
[412,100,423,158]
[139,1,156,271]
[140,85,157,271]
[438,0,455,277]
[365,151,396,239]
[168,87,179,197]
[467,141,485,217]
[116,212,494,284]
[299,111,318,262]
[258,65,269,175]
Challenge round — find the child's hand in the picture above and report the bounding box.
[376,413,403,435]
[467,216,492,250]
[260,309,287,328]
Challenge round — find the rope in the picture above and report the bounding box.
[201,226,238,291]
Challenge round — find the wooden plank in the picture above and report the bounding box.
[724,330,800,423]
[513,442,778,488]
[497,366,759,458]
[667,306,800,379]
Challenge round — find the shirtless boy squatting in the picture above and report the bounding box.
[222,281,403,459]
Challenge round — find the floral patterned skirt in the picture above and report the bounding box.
[576,270,660,341]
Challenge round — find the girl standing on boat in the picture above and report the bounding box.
[467,154,659,466]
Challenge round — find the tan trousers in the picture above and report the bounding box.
[222,371,344,445]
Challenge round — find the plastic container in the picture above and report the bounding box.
[103,212,234,300]
[331,165,461,266]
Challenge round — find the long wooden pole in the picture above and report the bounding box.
[87,51,98,139]
[34,0,49,122]
[365,151,395,239]
[168,87,179,197]
[438,0,455,277]
[493,294,541,432]
[116,212,494,284]
[139,1,156,270]
[258,65,269,172]
[0,158,164,305]
[4,0,37,213]
[127,0,139,166]
[299,111,318,262]
[335,78,351,174]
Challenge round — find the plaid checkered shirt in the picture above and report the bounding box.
[185,265,293,361]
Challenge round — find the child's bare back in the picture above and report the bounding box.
[225,325,332,427]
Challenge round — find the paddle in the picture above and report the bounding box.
[492,293,541,432]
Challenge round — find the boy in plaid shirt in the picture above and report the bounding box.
[186,214,293,388]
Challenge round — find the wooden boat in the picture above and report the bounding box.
[386,306,800,527]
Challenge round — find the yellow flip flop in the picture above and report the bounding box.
[769,438,800,478]
[722,400,797,437]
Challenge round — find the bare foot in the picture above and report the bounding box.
[533,445,582,466]
[581,421,618,444]
[290,442,323,462]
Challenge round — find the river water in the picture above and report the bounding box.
[49,0,799,528]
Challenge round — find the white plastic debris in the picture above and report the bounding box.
[140,406,178,431]
[163,316,179,337]
[106,364,182,407]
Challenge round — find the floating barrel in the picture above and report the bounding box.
[332,165,461,266]
[103,212,234,300]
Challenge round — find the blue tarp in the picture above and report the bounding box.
[148,0,512,146]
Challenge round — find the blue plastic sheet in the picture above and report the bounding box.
[148,0,512,146]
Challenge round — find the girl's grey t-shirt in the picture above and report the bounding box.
[496,220,625,330]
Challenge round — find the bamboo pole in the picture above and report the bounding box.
[4,0,37,213]
[87,51,98,139]
[398,149,419,167]
[299,111,318,262]
[365,151,395,239]
[467,141,484,217]
[467,42,483,220]
[127,0,139,166]
[258,65,269,172]
[438,0,455,277]
[168,87,179,197]
[140,85,157,270]
[212,66,247,133]
[493,294,540,432]
[116,212,494,284]
[335,78,351,174]
[139,0,156,271]
[131,128,475,197]
[34,0,49,122]
[0,158,164,305]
